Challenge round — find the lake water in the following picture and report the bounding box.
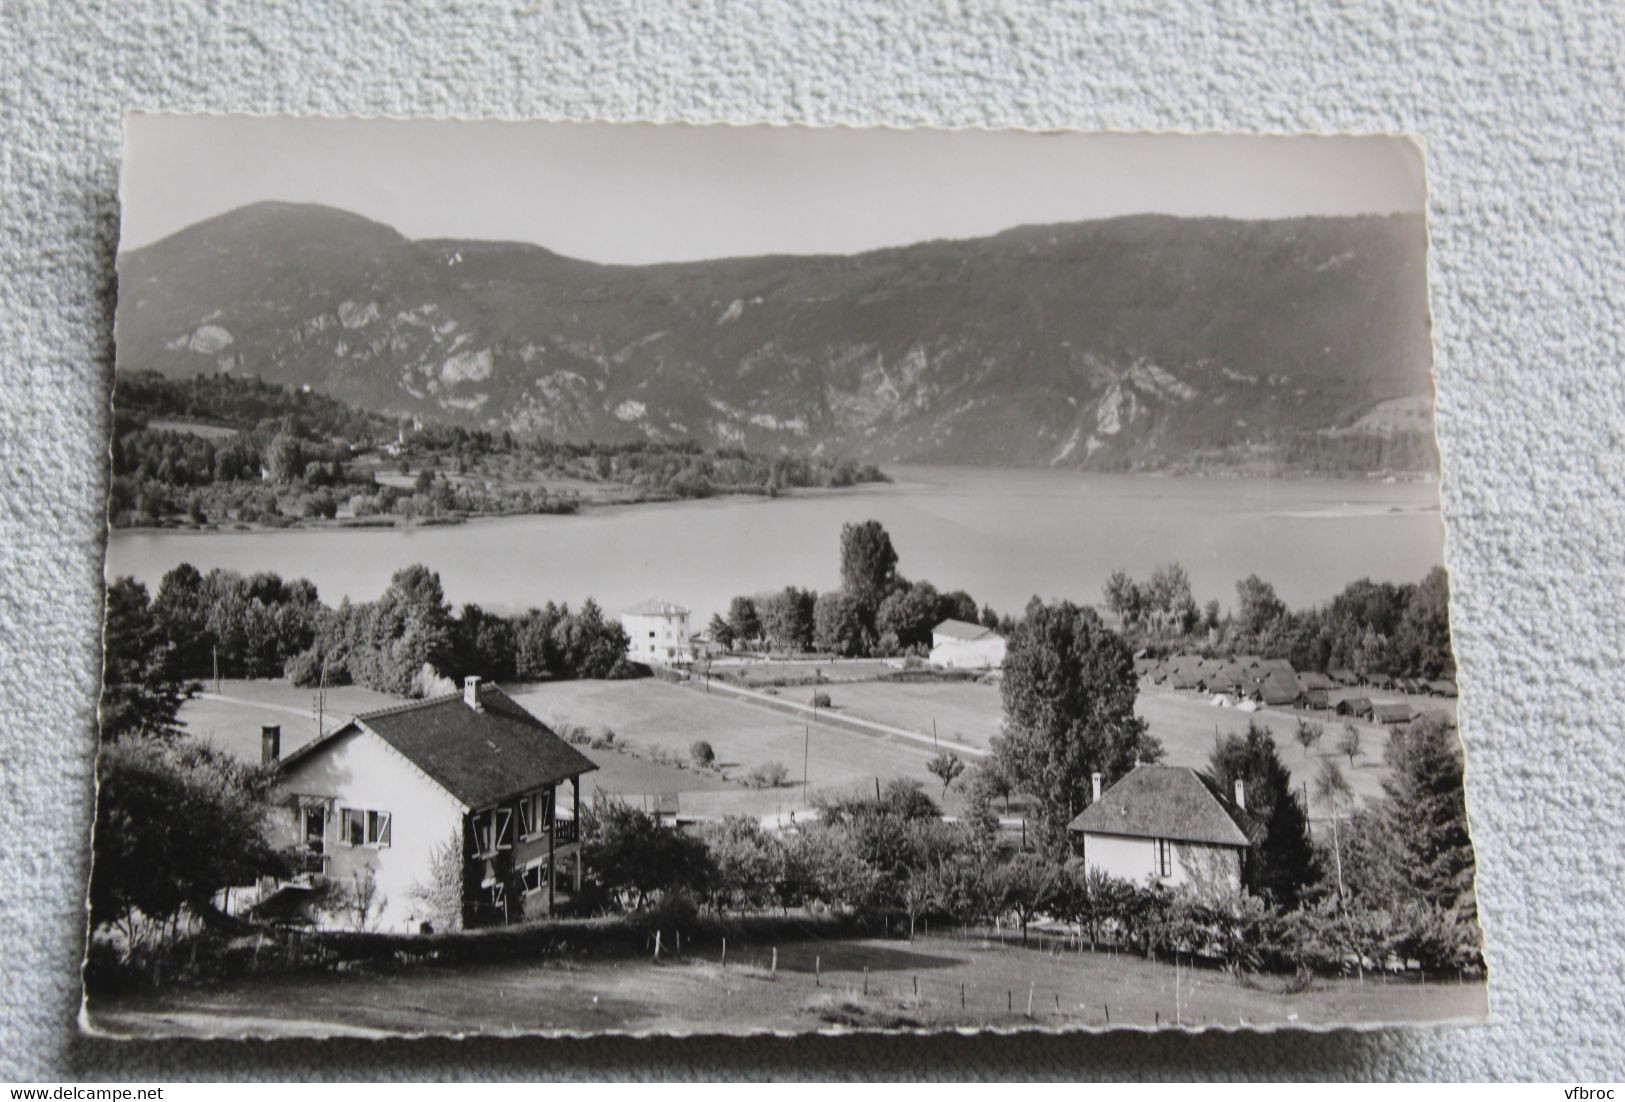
[104,467,1446,622]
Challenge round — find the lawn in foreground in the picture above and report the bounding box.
[89,929,1486,1038]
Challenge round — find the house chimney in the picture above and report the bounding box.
[261,725,281,765]
[1234,779,1246,811]
[464,675,482,711]
[1091,772,1103,802]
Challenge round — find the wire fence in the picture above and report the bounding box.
[636,921,1294,1030]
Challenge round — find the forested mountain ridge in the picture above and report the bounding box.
[116,202,1438,476]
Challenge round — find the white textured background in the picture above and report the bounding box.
[2,0,1621,1081]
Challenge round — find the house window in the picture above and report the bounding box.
[339,807,392,848]
[1156,838,1173,878]
[517,790,552,839]
[301,806,325,853]
[521,857,549,895]
[474,807,513,855]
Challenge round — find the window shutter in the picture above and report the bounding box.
[377,811,392,848]
[496,807,513,848]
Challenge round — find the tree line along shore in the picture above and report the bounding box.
[107,370,889,530]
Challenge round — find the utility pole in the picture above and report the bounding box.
[315,651,327,737]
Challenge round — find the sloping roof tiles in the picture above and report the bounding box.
[932,619,1001,642]
[623,598,690,617]
[282,685,597,809]
[1068,765,1252,848]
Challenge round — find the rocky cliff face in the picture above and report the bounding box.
[115,202,1436,474]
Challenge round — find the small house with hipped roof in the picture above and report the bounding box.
[265,677,597,932]
[1067,765,1257,892]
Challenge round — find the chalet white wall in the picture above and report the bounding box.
[1081,832,1242,893]
[277,728,466,933]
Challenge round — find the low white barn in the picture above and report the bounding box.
[621,598,692,666]
[1067,765,1256,892]
[929,618,1006,669]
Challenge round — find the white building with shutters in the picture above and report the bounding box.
[621,598,692,666]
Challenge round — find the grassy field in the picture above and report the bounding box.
[824,679,1005,749]
[177,681,401,759]
[823,679,1455,817]
[180,674,1454,822]
[512,680,948,817]
[88,928,1486,1038]
[709,657,905,687]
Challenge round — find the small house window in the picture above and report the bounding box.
[339,807,391,848]
[475,807,513,855]
[521,857,549,895]
[517,790,552,839]
[1156,838,1173,877]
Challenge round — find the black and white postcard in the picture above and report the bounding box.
[86,116,1483,1037]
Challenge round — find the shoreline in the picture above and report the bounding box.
[106,467,1438,537]
[107,478,903,537]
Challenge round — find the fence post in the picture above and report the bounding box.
[1027,983,1034,1017]
[815,955,821,986]
[721,937,726,968]
[653,930,661,962]
[913,975,918,997]
[960,982,965,1009]
[863,966,869,995]
[1104,1004,1109,1024]
[1007,990,1012,1013]
[771,947,778,978]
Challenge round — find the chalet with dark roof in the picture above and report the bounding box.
[1067,765,1257,891]
[267,677,597,931]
